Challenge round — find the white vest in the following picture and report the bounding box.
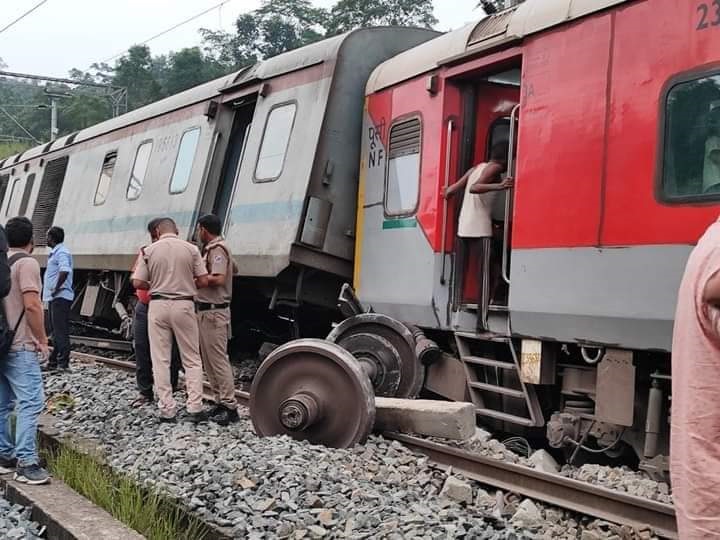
[458,163,496,238]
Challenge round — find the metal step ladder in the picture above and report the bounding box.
[455,332,544,427]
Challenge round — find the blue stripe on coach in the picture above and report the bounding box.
[62,200,304,234]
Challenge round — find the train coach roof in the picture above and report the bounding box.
[366,0,630,94]
[1,30,363,167]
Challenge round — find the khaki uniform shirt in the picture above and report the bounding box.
[196,237,233,304]
[4,249,42,350]
[131,233,207,298]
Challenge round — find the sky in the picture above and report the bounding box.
[0,0,483,78]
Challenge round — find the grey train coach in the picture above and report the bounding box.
[0,28,438,346]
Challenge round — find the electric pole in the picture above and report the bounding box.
[39,89,71,141]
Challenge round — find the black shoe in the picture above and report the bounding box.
[210,407,240,426]
[14,463,50,485]
[207,404,225,417]
[185,411,208,424]
[0,455,17,474]
[42,364,58,373]
[159,415,177,424]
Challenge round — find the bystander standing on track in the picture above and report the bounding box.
[131,218,182,406]
[672,218,720,539]
[131,218,208,423]
[195,214,239,425]
[43,227,73,371]
[0,217,50,484]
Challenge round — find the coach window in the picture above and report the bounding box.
[94,151,117,206]
[254,102,297,182]
[18,173,35,216]
[170,127,201,194]
[5,179,20,217]
[126,141,153,200]
[384,117,422,216]
[662,73,720,200]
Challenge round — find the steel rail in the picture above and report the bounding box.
[385,433,677,539]
[70,353,677,539]
[70,336,134,352]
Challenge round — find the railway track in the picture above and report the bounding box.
[70,335,133,353]
[68,351,678,539]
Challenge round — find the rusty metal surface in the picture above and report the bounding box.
[386,433,677,540]
[249,339,375,448]
[596,349,635,427]
[328,313,424,398]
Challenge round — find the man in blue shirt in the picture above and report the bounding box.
[43,226,73,371]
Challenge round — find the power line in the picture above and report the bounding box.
[0,106,40,144]
[0,0,49,35]
[99,0,236,64]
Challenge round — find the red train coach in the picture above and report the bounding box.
[345,0,720,472]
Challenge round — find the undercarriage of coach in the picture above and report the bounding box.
[247,284,671,482]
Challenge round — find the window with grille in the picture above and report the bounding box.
[5,179,21,217]
[31,156,69,247]
[94,152,117,206]
[127,141,153,200]
[19,173,35,216]
[0,175,9,212]
[384,117,422,217]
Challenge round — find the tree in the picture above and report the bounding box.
[326,0,436,35]
[202,0,327,70]
[112,45,162,110]
[163,47,225,96]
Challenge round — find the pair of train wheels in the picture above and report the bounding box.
[249,314,425,448]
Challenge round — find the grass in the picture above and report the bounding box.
[44,445,210,540]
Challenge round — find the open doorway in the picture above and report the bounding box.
[214,101,255,225]
[452,68,520,329]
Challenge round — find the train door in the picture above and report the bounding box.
[214,100,255,226]
[454,71,520,330]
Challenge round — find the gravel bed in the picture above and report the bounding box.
[431,429,672,506]
[0,497,44,539]
[44,362,664,539]
[46,364,526,539]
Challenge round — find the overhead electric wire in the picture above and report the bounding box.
[98,0,237,64]
[0,0,49,35]
[0,106,40,144]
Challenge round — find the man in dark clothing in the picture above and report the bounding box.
[132,219,182,406]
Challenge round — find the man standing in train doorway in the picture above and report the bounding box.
[131,218,208,423]
[195,214,239,425]
[43,226,73,371]
[672,218,720,538]
[444,143,513,322]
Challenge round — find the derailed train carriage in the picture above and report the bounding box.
[2,0,718,473]
[0,27,438,345]
[252,0,720,477]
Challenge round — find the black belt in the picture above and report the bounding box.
[196,302,230,312]
[150,295,194,301]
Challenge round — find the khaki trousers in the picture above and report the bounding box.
[148,299,204,417]
[197,309,237,409]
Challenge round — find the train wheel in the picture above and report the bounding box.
[249,339,375,448]
[327,314,424,398]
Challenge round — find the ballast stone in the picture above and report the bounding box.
[528,449,560,474]
[374,398,476,440]
[440,476,473,504]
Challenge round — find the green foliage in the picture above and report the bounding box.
[0,141,32,160]
[46,445,210,540]
[326,0,437,35]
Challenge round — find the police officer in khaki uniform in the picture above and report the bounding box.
[195,214,239,425]
[131,217,208,422]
